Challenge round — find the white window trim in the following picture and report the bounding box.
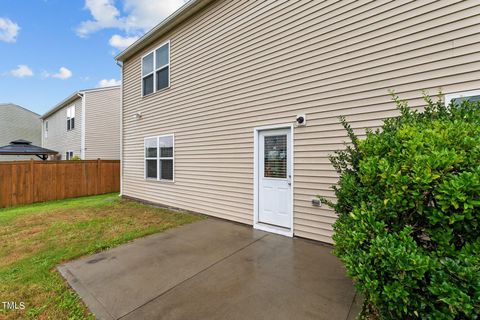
[144,134,175,182]
[445,90,480,105]
[141,40,171,97]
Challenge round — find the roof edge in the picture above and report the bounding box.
[116,0,215,62]
[40,85,121,119]
[81,85,121,93]
[0,103,41,117]
[41,91,82,119]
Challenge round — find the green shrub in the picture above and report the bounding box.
[321,93,480,319]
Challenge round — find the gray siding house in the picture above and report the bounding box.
[116,0,480,243]
[0,103,42,161]
[41,86,121,160]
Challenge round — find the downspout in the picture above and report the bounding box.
[78,92,86,160]
[41,118,44,147]
[116,60,124,196]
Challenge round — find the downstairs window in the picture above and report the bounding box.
[144,135,174,181]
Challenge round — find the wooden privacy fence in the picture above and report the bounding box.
[0,160,120,208]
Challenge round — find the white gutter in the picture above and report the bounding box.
[78,92,86,160]
[116,60,124,196]
[41,119,45,147]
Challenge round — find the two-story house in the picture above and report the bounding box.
[116,0,480,243]
[0,103,42,161]
[41,86,121,160]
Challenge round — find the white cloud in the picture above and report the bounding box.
[76,0,123,37]
[43,67,73,80]
[98,78,121,87]
[53,67,73,79]
[77,0,186,48]
[109,34,138,50]
[10,65,33,78]
[121,0,187,32]
[0,17,20,43]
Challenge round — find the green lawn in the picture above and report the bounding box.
[0,194,204,319]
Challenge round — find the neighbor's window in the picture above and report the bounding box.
[144,135,174,181]
[445,90,480,105]
[66,151,74,160]
[66,105,75,131]
[44,120,48,138]
[142,41,170,96]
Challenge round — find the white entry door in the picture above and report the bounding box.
[258,128,292,229]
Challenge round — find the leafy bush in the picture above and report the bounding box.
[70,155,81,161]
[321,93,480,319]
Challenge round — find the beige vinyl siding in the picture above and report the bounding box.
[122,0,480,243]
[43,97,82,159]
[0,104,41,161]
[84,87,121,160]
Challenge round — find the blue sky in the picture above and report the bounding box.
[0,0,186,115]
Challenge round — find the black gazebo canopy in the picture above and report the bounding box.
[0,139,58,160]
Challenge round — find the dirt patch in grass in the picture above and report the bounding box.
[0,194,204,319]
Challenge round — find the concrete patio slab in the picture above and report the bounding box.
[59,219,358,320]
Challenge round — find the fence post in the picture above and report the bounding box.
[30,159,34,203]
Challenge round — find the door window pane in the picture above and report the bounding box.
[264,135,287,178]
[155,43,169,67]
[145,138,157,158]
[156,67,169,91]
[142,53,154,76]
[160,160,173,180]
[146,160,157,179]
[143,74,154,96]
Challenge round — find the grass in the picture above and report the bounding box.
[0,193,204,319]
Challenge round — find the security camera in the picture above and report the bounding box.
[296,114,306,126]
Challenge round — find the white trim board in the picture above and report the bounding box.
[253,123,294,237]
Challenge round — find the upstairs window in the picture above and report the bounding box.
[144,135,174,181]
[142,41,170,96]
[66,105,75,131]
[44,120,48,138]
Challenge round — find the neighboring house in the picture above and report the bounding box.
[116,0,480,244]
[41,86,121,160]
[0,103,41,161]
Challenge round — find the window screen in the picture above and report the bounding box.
[145,138,158,179]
